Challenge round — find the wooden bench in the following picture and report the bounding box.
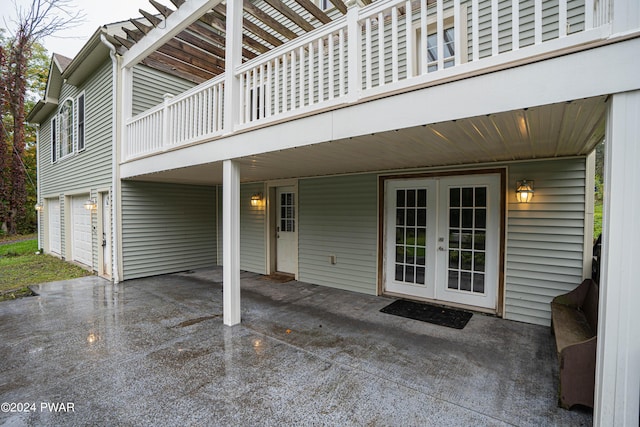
[550,279,599,409]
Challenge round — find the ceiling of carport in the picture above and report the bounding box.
[125,96,607,186]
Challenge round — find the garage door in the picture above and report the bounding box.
[72,196,92,266]
[48,198,61,254]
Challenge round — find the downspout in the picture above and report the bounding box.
[100,34,121,284]
[36,124,41,250]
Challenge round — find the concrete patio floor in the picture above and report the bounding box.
[0,268,591,426]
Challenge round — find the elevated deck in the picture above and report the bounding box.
[122,0,629,181]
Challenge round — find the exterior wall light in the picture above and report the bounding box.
[83,198,97,211]
[516,180,534,203]
[250,193,263,207]
[34,202,43,212]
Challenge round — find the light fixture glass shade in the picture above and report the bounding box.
[516,180,534,203]
[250,193,263,207]
[83,198,97,211]
[34,202,43,211]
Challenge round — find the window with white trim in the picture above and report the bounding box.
[59,98,74,159]
[77,93,85,151]
[414,7,468,75]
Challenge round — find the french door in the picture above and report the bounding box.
[384,174,500,310]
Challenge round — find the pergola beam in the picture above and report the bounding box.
[295,0,332,24]
[123,0,223,68]
[243,1,298,40]
[264,0,316,32]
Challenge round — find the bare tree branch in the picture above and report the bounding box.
[7,0,85,46]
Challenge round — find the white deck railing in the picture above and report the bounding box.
[125,0,611,161]
[126,76,225,159]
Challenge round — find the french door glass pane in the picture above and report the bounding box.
[394,188,428,286]
[447,186,488,294]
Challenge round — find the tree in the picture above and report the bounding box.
[0,0,82,235]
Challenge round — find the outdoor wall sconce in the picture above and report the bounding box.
[250,193,263,207]
[83,198,97,211]
[516,180,534,203]
[34,202,43,212]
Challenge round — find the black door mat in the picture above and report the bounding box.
[380,299,473,329]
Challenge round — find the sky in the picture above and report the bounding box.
[1,0,152,58]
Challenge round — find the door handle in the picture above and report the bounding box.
[438,246,446,251]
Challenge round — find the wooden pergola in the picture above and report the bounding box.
[106,0,372,84]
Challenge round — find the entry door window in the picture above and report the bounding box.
[447,186,487,294]
[280,192,295,232]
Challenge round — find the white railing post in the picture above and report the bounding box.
[225,0,243,134]
[346,0,361,102]
[585,0,594,29]
[162,93,173,149]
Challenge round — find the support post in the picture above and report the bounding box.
[224,0,244,134]
[594,90,640,426]
[223,159,241,326]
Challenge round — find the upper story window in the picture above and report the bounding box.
[315,0,331,11]
[51,93,86,163]
[77,93,85,151]
[426,27,455,72]
[414,7,468,75]
[59,98,74,159]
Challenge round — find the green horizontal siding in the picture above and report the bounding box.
[298,174,378,295]
[121,181,217,280]
[37,59,114,269]
[505,158,587,326]
[132,65,196,116]
[240,183,267,274]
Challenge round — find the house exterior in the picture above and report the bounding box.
[30,0,639,424]
[28,23,198,281]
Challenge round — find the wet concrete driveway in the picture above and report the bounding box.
[0,268,591,426]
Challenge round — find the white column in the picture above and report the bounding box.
[223,159,241,326]
[594,90,640,426]
[224,0,243,134]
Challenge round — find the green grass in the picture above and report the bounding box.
[594,201,603,240]
[0,237,91,301]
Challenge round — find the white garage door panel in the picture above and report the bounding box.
[72,196,92,266]
[48,199,61,254]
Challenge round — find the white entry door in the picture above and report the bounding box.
[101,194,111,277]
[48,198,61,254]
[72,196,92,266]
[276,186,297,274]
[384,174,500,310]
